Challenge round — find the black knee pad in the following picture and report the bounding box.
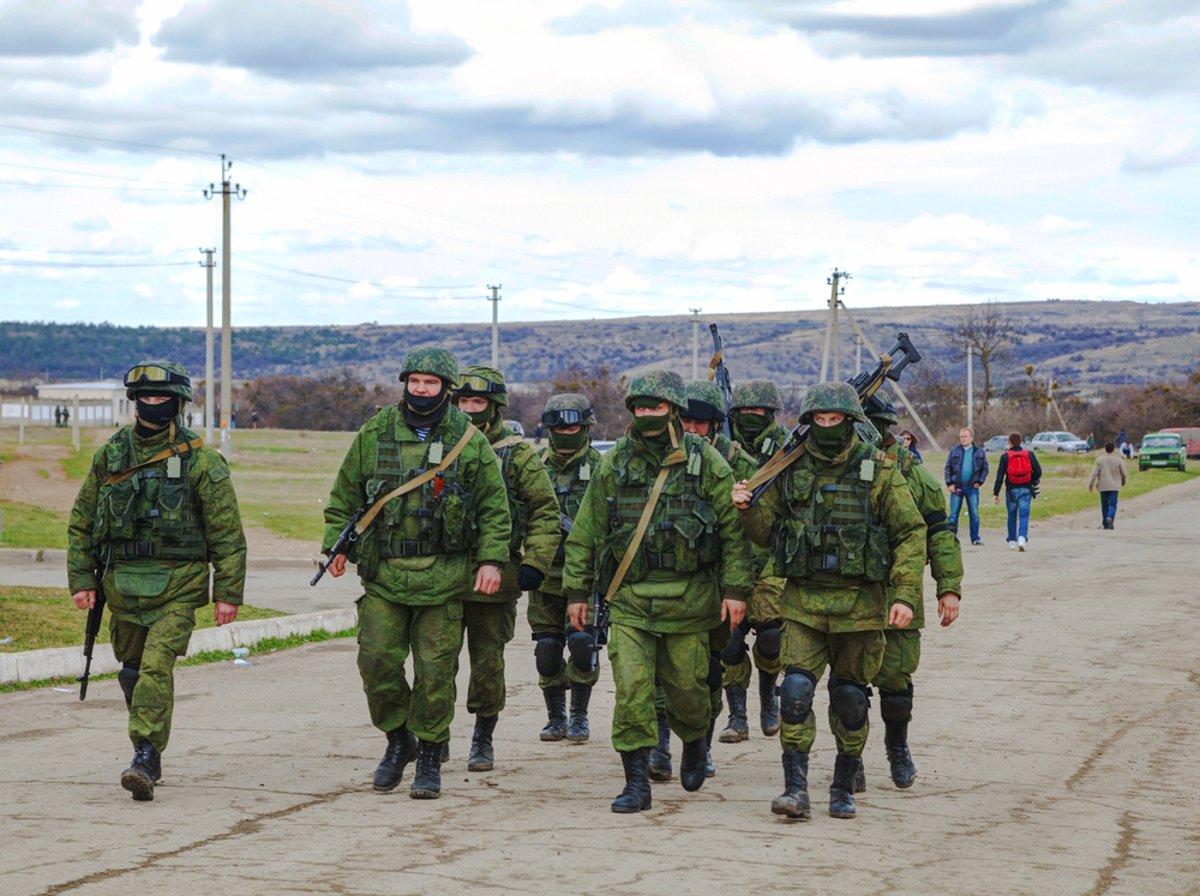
[532,632,565,677]
[754,620,782,660]
[706,652,723,693]
[880,687,913,724]
[779,667,816,725]
[828,678,871,732]
[719,618,750,665]
[566,630,595,673]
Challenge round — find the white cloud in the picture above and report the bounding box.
[1037,215,1090,234]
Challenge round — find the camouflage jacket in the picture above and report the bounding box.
[67,422,247,622]
[538,440,604,597]
[737,420,791,467]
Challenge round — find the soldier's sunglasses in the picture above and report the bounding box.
[541,408,590,427]
[457,375,506,396]
[124,364,190,389]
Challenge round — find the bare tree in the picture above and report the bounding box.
[952,303,1020,411]
[552,365,629,439]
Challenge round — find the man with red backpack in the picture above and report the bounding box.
[993,432,1042,551]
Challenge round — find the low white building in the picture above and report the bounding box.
[32,381,129,426]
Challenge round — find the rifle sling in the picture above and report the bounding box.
[491,434,524,450]
[745,439,806,493]
[603,446,684,603]
[353,425,477,536]
[104,438,204,485]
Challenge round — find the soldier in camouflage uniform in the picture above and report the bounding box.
[453,366,559,771]
[563,370,753,813]
[732,382,925,820]
[527,393,604,743]
[859,391,961,790]
[68,360,247,801]
[323,348,511,800]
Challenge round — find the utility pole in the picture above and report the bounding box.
[819,269,850,382]
[855,335,862,375]
[204,155,246,454]
[487,284,501,368]
[199,249,216,445]
[966,344,974,431]
[689,307,703,379]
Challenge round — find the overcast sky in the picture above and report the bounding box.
[1,0,1197,329]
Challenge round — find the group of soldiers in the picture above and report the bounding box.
[68,349,961,822]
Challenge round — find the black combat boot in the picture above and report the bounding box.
[705,718,716,778]
[467,714,498,772]
[540,686,568,742]
[829,752,859,818]
[120,740,160,802]
[718,686,749,743]
[758,670,781,736]
[611,748,652,813]
[885,720,916,788]
[567,684,592,743]
[410,740,443,799]
[117,664,139,709]
[770,748,810,819]
[852,756,867,793]
[648,711,672,782]
[680,737,707,792]
[373,726,418,792]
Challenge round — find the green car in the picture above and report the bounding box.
[1138,432,1187,471]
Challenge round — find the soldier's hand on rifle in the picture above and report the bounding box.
[568,602,588,632]
[721,597,746,631]
[72,590,96,610]
[474,563,502,595]
[327,554,347,577]
[214,601,239,626]
[731,480,753,510]
[888,602,914,628]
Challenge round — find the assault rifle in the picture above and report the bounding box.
[747,332,921,505]
[78,578,107,701]
[311,505,367,586]
[708,323,735,440]
[567,497,616,672]
[554,512,573,565]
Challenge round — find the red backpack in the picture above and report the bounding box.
[1006,449,1033,485]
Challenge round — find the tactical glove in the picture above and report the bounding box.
[517,564,545,592]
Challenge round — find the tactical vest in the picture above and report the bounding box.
[492,432,529,555]
[541,445,597,567]
[770,442,891,585]
[603,434,720,583]
[93,427,207,561]
[368,406,475,559]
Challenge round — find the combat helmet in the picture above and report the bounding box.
[624,369,687,412]
[399,347,459,387]
[682,379,725,422]
[731,379,782,412]
[542,392,596,428]
[798,382,866,424]
[124,360,193,402]
[862,390,899,427]
[455,365,508,407]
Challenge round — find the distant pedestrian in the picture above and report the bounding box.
[1086,432,1095,451]
[533,423,544,445]
[61,407,70,427]
[899,429,922,462]
[1088,442,1126,530]
[251,410,258,429]
[1116,429,1131,458]
[993,432,1042,551]
[944,427,988,546]
[54,405,63,427]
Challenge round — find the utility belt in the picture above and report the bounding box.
[381,534,445,558]
[110,540,205,561]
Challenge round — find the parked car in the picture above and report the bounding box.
[505,420,526,437]
[983,434,1010,453]
[591,439,617,453]
[1138,432,1187,471]
[1029,431,1088,453]
[1159,426,1200,458]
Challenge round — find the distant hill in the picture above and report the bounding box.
[3,299,1198,392]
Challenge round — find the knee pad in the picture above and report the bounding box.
[778,667,816,725]
[754,620,782,660]
[706,652,723,693]
[719,619,750,665]
[532,632,565,677]
[880,687,913,724]
[828,679,871,732]
[566,630,595,673]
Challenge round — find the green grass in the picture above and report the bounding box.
[0,501,70,549]
[60,444,98,480]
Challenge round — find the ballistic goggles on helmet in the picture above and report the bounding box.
[124,364,191,390]
[541,407,592,428]
[456,374,506,397]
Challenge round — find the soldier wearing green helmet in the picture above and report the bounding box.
[322,347,511,800]
[732,381,925,821]
[528,393,604,743]
[67,360,247,801]
[452,365,559,771]
[563,369,753,813]
[730,379,790,466]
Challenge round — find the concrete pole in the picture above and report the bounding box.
[71,395,80,451]
[689,308,702,380]
[202,249,215,445]
[488,285,501,368]
[966,344,974,431]
[19,395,26,445]
[221,182,233,455]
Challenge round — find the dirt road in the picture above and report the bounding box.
[2,482,1199,895]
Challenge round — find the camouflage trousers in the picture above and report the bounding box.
[610,622,710,751]
[722,575,785,688]
[778,621,885,757]
[109,605,198,753]
[461,598,517,717]
[527,588,601,690]
[357,594,464,743]
[654,622,728,721]
[873,628,922,695]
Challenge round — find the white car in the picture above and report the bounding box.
[1029,431,1088,453]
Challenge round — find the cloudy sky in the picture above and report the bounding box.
[1,0,1197,329]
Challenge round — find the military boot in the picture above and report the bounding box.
[705,718,716,778]
[680,737,707,792]
[758,670,781,736]
[567,684,592,743]
[770,748,810,820]
[373,726,418,792]
[829,752,859,818]
[120,740,160,802]
[885,719,917,789]
[410,740,443,799]
[611,748,652,813]
[852,756,867,793]
[117,664,139,709]
[647,711,672,782]
[718,686,749,743]
[540,686,568,742]
[467,714,498,772]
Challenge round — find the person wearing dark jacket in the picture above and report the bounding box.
[944,427,988,546]
[992,432,1042,551]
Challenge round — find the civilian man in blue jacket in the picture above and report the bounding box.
[944,427,988,546]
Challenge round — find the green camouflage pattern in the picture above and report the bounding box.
[731,378,782,411]
[734,418,791,467]
[624,369,687,411]
[527,589,602,689]
[683,379,725,420]
[543,392,596,425]
[125,359,193,401]
[609,623,712,750]
[875,628,921,697]
[461,600,517,716]
[109,606,197,752]
[456,364,509,407]
[798,381,866,423]
[864,389,899,427]
[399,347,459,386]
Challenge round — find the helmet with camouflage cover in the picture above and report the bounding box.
[682,379,725,421]
[624,369,687,412]
[798,382,866,424]
[398,347,459,387]
[731,379,782,412]
[124,360,193,402]
[862,389,898,427]
[542,392,596,427]
[455,365,508,407]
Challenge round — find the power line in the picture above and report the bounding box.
[0,259,194,269]
[0,160,198,188]
[0,122,218,157]
[240,257,478,290]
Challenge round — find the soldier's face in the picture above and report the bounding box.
[680,418,711,437]
[457,396,489,414]
[139,395,171,405]
[811,411,846,427]
[633,403,670,418]
[552,424,582,435]
[406,374,443,397]
[740,407,769,417]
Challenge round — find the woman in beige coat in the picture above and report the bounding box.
[1088,442,1127,529]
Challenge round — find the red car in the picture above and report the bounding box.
[1160,427,1200,458]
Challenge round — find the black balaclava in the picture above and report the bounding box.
[403,379,450,429]
[808,417,851,453]
[134,394,179,436]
